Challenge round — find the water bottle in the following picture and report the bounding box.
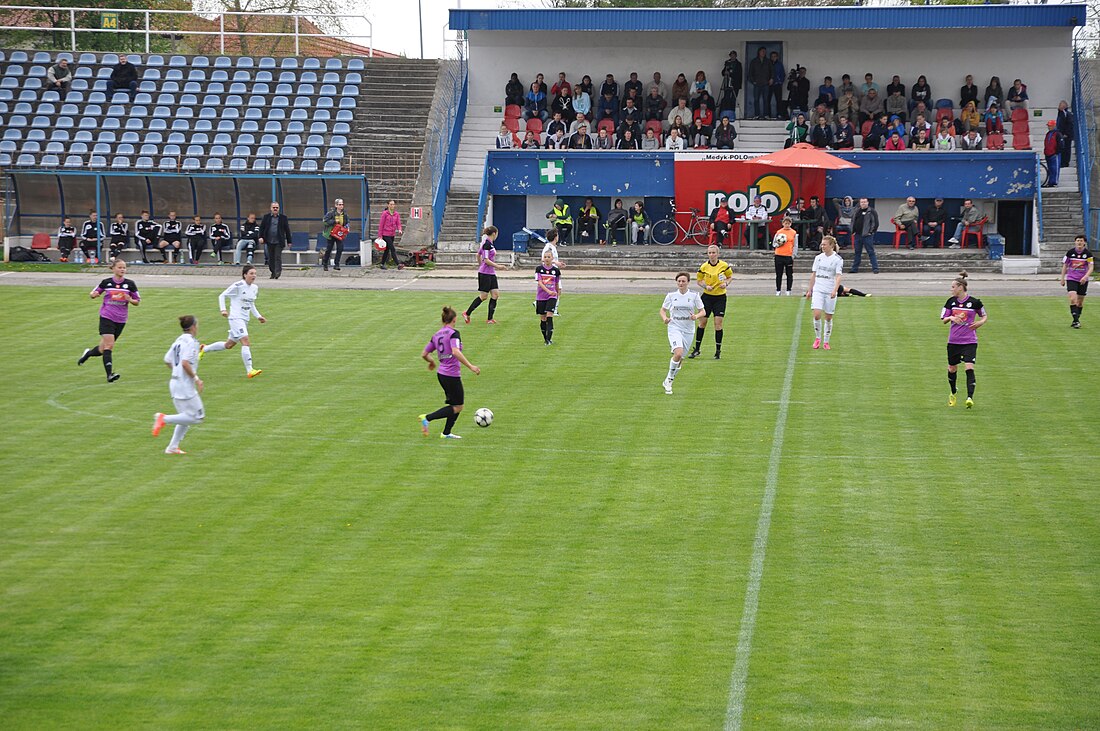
[73,249,84,264]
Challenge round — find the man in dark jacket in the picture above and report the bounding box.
[922,197,949,246]
[850,197,880,274]
[747,46,772,120]
[107,56,138,100]
[259,201,292,279]
[721,50,743,108]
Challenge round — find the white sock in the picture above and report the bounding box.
[666,358,681,381]
[204,341,227,352]
[824,320,833,343]
[167,424,189,449]
[164,412,201,425]
[813,320,822,338]
[241,345,253,371]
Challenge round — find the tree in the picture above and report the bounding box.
[0,0,190,53]
[192,0,355,56]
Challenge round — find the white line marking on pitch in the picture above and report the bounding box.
[390,277,419,291]
[724,301,804,731]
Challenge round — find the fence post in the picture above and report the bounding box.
[220,14,225,55]
[294,16,300,56]
[144,10,149,53]
[70,9,76,51]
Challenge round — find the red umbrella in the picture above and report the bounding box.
[752,142,861,170]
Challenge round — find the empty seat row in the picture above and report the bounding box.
[6,140,346,157]
[3,128,349,147]
[2,113,353,132]
[0,151,344,174]
[2,51,363,70]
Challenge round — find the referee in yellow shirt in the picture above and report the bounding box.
[692,244,735,359]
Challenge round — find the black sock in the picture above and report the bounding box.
[488,298,497,320]
[102,349,113,377]
[948,370,957,394]
[715,329,723,352]
[540,319,547,340]
[546,318,554,340]
[426,405,454,422]
[80,346,101,363]
[467,297,483,315]
[443,411,459,435]
[966,370,975,398]
[848,288,867,297]
[694,327,705,350]
[1072,305,1081,322]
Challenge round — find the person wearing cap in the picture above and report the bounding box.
[1043,120,1063,187]
[321,197,351,271]
[548,198,573,245]
[376,199,403,270]
[744,195,770,249]
[922,197,949,246]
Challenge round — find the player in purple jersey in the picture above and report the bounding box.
[419,306,481,439]
[77,259,140,382]
[1059,234,1094,329]
[534,250,562,344]
[463,226,506,325]
[940,270,987,409]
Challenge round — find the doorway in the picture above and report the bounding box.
[744,41,783,119]
[997,200,1030,255]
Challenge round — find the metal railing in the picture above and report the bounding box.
[1073,49,1095,241]
[426,38,468,244]
[0,5,373,56]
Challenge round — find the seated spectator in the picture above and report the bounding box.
[596,91,619,126]
[922,197,949,244]
[960,74,979,109]
[859,88,884,126]
[594,127,613,150]
[863,113,889,149]
[690,118,711,148]
[838,74,858,102]
[623,87,643,113]
[651,71,669,101]
[523,82,548,122]
[210,213,232,264]
[959,101,981,132]
[668,115,689,142]
[545,129,567,149]
[606,199,628,244]
[816,75,837,110]
[934,121,957,151]
[617,114,641,142]
[910,113,932,140]
[576,75,594,97]
[551,72,571,98]
[158,211,182,262]
[667,98,691,130]
[983,102,1005,134]
[886,86,907,122]
[534,73,548,96]
[787,66,810,114]
[691,89,716,113]
[892,196,920,248]
[910,74,932,111]
[579,198,600,243]
[983,76,1004,110]
[569,125,593,149]
[959,129,983,150]
[573,87,591,118]
[521,130,541,149]
[810,115,834,148]
[709,198,732,245]
[690,70,712,102]
[785,197,805,222]
[805,196,827,249]
[551,91,574,119]
[629,201,651,245]
[135,211,161,263]
[860,73,880,98]
[911,101,931,124]
[624,72,643,99]
[617,129,639,150]
[911,128,932,150]
[670,73,690,104]
[546,112,567,138]
[837,87,858,124]
[620,97,642,122]
[107,56,138,100]
[185,215,207,264]
[46,57,72,97]
[1007,79,1029,110]
[833,115,855,149]
[884,128,906,151]
[108,212,129,262]
[832,195,856,248]
[568,112,590,136]
[948,199,983,246]
[744,195,770,248]
[665,127,685,150]
[600,73,619,99]
[886,115,906,141]
[644,87,667,122]
[693,103,714,136]
[809,103,833,129]
[784,113,808,147]
[641,127,661,150]
[886,75,905,99]
[505,72,524,107]
[495,123,514,149]
[712,116,737,149]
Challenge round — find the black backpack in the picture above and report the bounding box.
[9,246,49,262]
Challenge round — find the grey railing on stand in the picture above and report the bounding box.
[427,39,468,244]
[1073,49,1094,241]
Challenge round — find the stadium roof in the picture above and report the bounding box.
[450,5,1086,32]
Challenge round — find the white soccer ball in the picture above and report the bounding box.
[474,408,494,428]
[772,233,787,248]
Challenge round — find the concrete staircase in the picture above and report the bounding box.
[1038,190,1084,273]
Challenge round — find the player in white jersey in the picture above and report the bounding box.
[199,264,266,377]
[805,235,844,350]
[152,315,204,454]
[659,272,706,394]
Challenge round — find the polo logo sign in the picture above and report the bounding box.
[539,159,564,185]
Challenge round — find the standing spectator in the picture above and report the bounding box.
[236,212,260,265]
[1007,79,1029,111]
[641,128,660,150]
[664,127,685,150]
[958,129,983,151]
[185,215,207,264]
[810,114,833,148]
[523,82,548,122]
[910,75,932,112]
[934,121,957,150]
[768,51,786,119]
[1057,100,1074,169]
[787,66,810,115]
[947,199,982,247]
[570,125,594,149]
[322,197,353,271]
[45,57,72,97]
[772,216,798,296]
[670,73,691,107]
[832,195,856,248]
[258,201,291,279]
[833,115,855,150]
[376,198,402,270]
[495,123,514,149]
[624,72,643,99]
[690,70,712,103]
[784,113,808,147]
[922,197,949,245]
[135,210,161,263]
[629,201,650,245]
[747,47,772,120]
[983,76,1004,110]
[1043,121,1063,188]
[550,72,571,98]
[572,86,591,118]
[108,212,129,262]
[80,210,104,263]
[816,75,837,110]
[504,72,524,107]
[210,213,232,264]
[158,210,182,263]
[712,116,737,149]
[960,74,979,109]
[107,56,138,101]
[859,88,884,126]
[850,198,879,274]
[721,51,743,109]
[892,197,920,249]
[644,86,667,122]
[578,198,600,243]
[651,72,669,102]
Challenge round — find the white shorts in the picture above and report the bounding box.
[668,327,692,353]
[811,288,838,314]
[228,318,249,341]
[172,395,205,421]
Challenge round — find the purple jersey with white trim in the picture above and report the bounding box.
[941,294,984,345]
[1063,247,1093,282]
[94,276,140,323]
[535,264,561,301]
[424,325,462,377]
[477,240,496,274]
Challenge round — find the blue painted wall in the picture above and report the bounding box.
[488,151,675,198]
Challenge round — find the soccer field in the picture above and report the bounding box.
[1,284,1098,730]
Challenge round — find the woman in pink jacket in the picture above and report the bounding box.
[377,199,403,269]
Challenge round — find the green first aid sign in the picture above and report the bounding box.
[539,159,564,185]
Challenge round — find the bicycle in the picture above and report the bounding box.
[650,200,711,246]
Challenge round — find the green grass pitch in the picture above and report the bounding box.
[1,284,1097,729]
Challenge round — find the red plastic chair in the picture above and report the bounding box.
[891,219,908,248]
[31,232,50,249]
[525,117,543,135]
[1011,132,1032,151]
[935,107,955,125]
[504,104,521,119]
[597,118,615,135]
[1010,107,1029,124]
[503,117,519,134]
[921,218,946,248]
[986,132,1005,150]
[645,120,662,136]
[861,120,873,137]
[512,132,522,147]
[960,216,988,248]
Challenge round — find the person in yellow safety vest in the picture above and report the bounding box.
[548,198,573,245]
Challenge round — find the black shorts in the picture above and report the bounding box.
[477,273,499,292]
[1067,279,1089,295]
[98,316,125,338]
[535,298,558,315]
[947,342,977,365]
[161,235,181,246]
[437,374,464,406]
[701,293,727,317]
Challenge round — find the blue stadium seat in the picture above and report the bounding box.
[5,65,25,77]
[272,96,289,108]
[330,135,347,148]
[35,102,56,115]
[191,132,209,145]
[181,157,200,171]
[117,143,135,155]
[143,68,161,81]
[325,58,342,70]
[210,144,228,157]
[102,118,121,131]
[110,92,130,104]
[226,93,244,106]
[236,56,254,68]
[19,87,40,99]
[84,103,103,116]
[107,104,126,117]
[126,54,141,65]
[161,81,179,93]
[300,72,317,84]
[231,145,251,157]
[192,56,210,68]
[216,120,236,132]
[0,153,11,166]
[309,122,327,135]
[205,158,224,171]
[153,105,171,118]
[347,59,364,70]
[159,157,176,170]
[322,72,339,84]
[213,133,231,145]
[136,156,154,168]
[319,84,337,96]
[312,109,330,123]
[269,109,285,121]
[276,83,293,95]
[7,115,27,127]
[231,72,249,84]
[306,134,323,146]
[0,140,15,152]
[298,84,315,96]
[240,120,259,133]
[300,159,318,172]
[0,78,16,89]
[64,91,83,103]
[253,82,271,94]
[290,108,308,121]
[50,129,70,142]
[129,105,148,117]
[188,70,206,82]
[134,92,153,105]
[279,146,298,158]
[303,146,320,159]
[263,121,282,133]
[32,51,50,64]
[316,97,333,109]
[91,80,108,92]
[326,148,344,160]
[28,65,47,77]
[41,154,60,167]
[292,97,311,109]
[171,119,190,132]
[341,85,359,97]
[121,131,140,144]
[185,144,204,156]
[247,95,265,107]
[147,55,165,66]
[125,118,143,131]
[26,129,45,142]
[229,157,247,170]
[214,56,232,69]
[335,110,352,123]
[211,70,228,83]
[21,140,41,154]
[45,141,65,154]
[78,53,96,65]
[208,82,225,94]
[78,117,97,130]
[111,156,131,169]
[286,122,304,135]
[96,67,113,79]
[64,154,83,167]
[244,108,261,120]
[175,108,194,119]
[88,91,106,103]
[165,69,183,81]
[346,73,362,85]
[338,98,355,109]
[102,53,119,66]
[167,132,185,144]
[260,133,278,146]
[276,158,294,172]
[201,94,220,106]
[0,88,11,101]
[278,71,296,83]
[70,142,89,155]
[256,145,274,158]
[280,58,297,69]
[255,71,272,83]
[143,131,163,144]
[252,159,271,171]
[140,143,158,156]
[169,55,186,67]
[324,160,341,172]
[13,101,31,115]
[74,130,93,142]
[16,154,36,166]
[303,57,320,70]
[259,57,276,69]
[194,119,212,132]
[180,92,199,104]
[41,89,61,102]
[284,133,302,145]
[89,155,107,168]
[92,142,111,155]
[237,133,255,145]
